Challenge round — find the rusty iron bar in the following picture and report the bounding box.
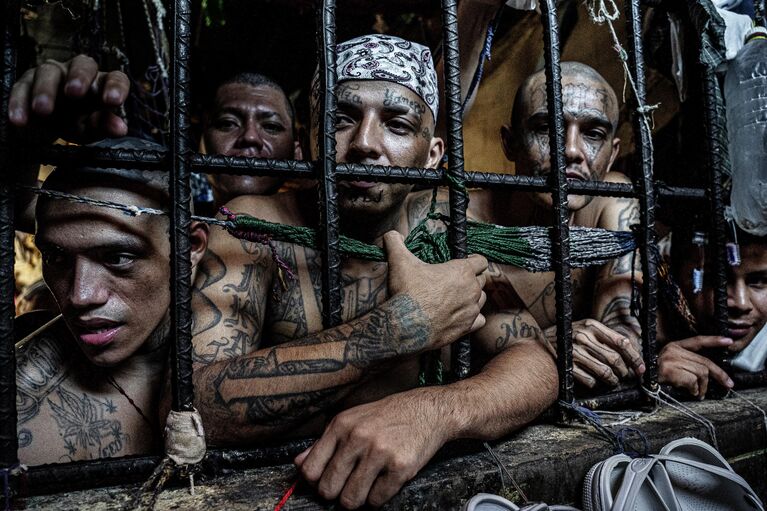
[0,0,19,469]
[315,0,343,328]
[168,0,195,411]
[539,0,575,417]
[624,0,659,389]
[441,0,472,380]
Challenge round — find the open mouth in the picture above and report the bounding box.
[565,170,586,181]
[72,319,124,347]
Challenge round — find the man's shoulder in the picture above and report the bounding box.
[223,190,304,224]
[575,171,636,230]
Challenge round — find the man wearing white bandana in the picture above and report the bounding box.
[9,32,557,507]
[187,34,558,508]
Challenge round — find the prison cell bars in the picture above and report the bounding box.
[0,0,19,472]
[0,0,761,499]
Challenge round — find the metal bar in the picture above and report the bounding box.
[35,147,710,200]
[316,0,343,328]
[577,388,644,410]
[624,0,659,389]
[168,0,195,412]
[539,0,575,415]
[701,69,729,338]
[0,0,19,469]
[441,0,472,380]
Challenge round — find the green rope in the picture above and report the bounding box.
[221,208,637,272]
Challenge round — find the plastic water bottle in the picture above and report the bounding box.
[725,26,767,236]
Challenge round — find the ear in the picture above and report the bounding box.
[293,140,303,160]
[606,136,621,173]
[500,124,515,162]
[425,136,445,169]
[189,221,209,269]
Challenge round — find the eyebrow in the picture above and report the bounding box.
[215,106,285,121]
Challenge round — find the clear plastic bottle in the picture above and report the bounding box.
[725,26,767,236]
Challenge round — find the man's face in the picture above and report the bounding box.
[503,74,620,211]
[686,243,767,351]
[36,187,172,367]
[204,82,300,197]
[333,80,443,220]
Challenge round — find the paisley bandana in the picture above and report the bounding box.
[330,34,439,122]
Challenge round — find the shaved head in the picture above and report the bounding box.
[510,62,619,143]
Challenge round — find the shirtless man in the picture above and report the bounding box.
[191,34,557,508]
[658,227,767,397]
[202,72,303,204]
[13,137,209,465]
[471,62,646,390]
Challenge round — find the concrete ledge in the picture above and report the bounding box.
[20,388,767,510]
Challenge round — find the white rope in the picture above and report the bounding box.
[592,409,645,426]
[728,389,767,445]
[585,0,660,134]
[483,442,528,502]
[20,185,231,228]
[643,386,719,450]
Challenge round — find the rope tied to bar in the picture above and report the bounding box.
[1,464,26,511]
[221,208,637,272]
[642,386,719,450]
[585,0,660,131]
[135,409,206,510]
[559,400,650,457]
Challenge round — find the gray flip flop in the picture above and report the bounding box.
[583,454,680,511]
[655,437,764,511]
[463,494,581,511]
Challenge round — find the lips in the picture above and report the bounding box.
[565,170,587,181]
[727,322,753,340]
[71,318,124,347]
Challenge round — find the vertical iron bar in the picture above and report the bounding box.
[316,0,343,328]
[539,0,575,414]
[624,0,659,388]
[441,0,471,380]
[0,0,19,468]
[702,69,729,337]
[168,0,195,411]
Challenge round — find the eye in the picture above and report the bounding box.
[335,113,354,128]
[533,123,549,135]
[747,274,767,289]
[387,118,415,135]
[262,122,286,134]
[102,252,138,269]
[213,117,240,131]
[585,129,607,141]
[40,247,68,268]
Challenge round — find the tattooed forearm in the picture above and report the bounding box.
[599,296,640,338]
[495,312,542,351]
[208,294,431,428]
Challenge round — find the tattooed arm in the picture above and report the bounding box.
[295,306,557,509]
[190,220,488,444]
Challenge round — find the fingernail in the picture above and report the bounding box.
[106,88,121,102]
[9,108,22,123]
[727,378,734,387]
[638,363,646,374]
[31,94,49,112]
[65,78,83,94]
[722,337,733,344]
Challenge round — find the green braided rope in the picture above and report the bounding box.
[225,211,636,272]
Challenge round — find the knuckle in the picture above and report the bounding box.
[340,494,361,510]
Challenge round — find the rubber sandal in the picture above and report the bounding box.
[655,437,764,511]
[463,494,581,511]
[583,454,680,511]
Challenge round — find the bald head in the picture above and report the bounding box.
[509,62,619,142]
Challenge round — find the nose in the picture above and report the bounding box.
[67,258,109,310]
[727,278,752,316]
[237,120,265,151]
[345,114,381,163]
[564,124,584,165]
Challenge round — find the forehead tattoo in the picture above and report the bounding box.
[526,81,615,121]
